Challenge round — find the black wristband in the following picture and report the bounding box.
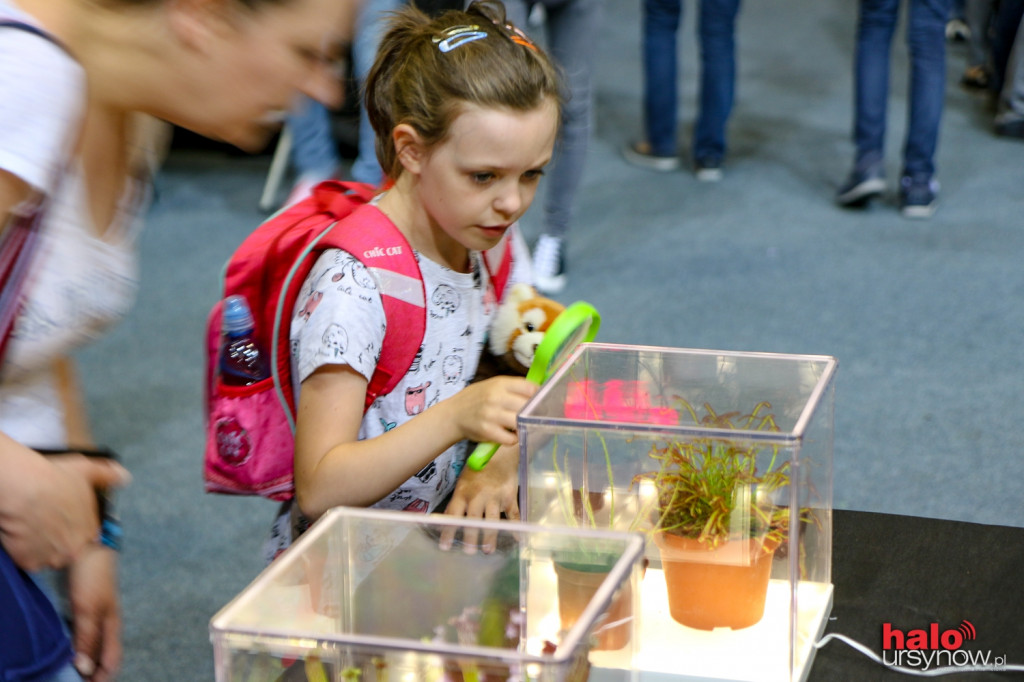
[35,446,123,550]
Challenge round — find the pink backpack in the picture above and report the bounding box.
[203,181,514,501]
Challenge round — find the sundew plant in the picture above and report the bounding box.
[637,400,796,550]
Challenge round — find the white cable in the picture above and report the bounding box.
[814,632,1024,677]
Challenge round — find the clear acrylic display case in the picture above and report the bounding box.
[211,507,646,681]
[518,344,837,682]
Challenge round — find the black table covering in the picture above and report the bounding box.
[808,510,1024,681]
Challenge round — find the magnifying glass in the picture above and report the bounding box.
[466,301,601,471]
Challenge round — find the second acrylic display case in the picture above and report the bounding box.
[518,343,838,682]
[211,507,646,681]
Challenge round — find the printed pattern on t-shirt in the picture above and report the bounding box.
[291,247,500,513]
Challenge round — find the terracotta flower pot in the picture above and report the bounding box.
[654,532,779,630]
[553,560,633,650]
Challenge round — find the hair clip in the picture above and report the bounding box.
[433,25,488,53]
[507,25,538,51]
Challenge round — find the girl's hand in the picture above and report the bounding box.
[446,376,537,446]
[293,370,534,518]
[442,444,520,553]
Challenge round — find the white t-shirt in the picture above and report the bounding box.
[0,5,144,447]
[289,205,530,513]
[0,2,84,194]
[0,165,144,447]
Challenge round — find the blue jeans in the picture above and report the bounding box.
[286,97,339,182]
[997,10,1024,119]
[963,0,995,70]
[990,0,1024,95]
[853,0,952,180]
[642,0,741,161]
[503,0,604,239]
[287,0,403,186]
[44,662,84,682]
[350,0,405,185]
[30,572,83,682]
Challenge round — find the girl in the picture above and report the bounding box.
[286,1,562,550]
[1,0,356,678]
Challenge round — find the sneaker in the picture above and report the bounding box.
[694,157,723,182]
[835,163,886,207]
[945,18,969,43]
[532,233,567,295]
[961,65,991,91]
[899,175,939,219]
[622,141,680,172]
[994,115,1024,140]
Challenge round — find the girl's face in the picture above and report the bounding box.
[410,98,559,266]
[174,0,348,150]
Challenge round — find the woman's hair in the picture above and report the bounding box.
[365,0,563,180]
[105,0,289,7]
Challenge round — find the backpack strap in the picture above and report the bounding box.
[314,180,377,214]
[317,203,427,411]
[0,209,42,367]
[256,182,424,435]
[268,180,507,422]
[0,21,74,365]
[0,20,72,55]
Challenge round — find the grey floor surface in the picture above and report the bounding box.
[73,0,1024,679]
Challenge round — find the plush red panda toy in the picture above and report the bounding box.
[475,282,565,381]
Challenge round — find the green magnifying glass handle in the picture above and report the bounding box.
[466,301,600,471]
[467,441,500,471]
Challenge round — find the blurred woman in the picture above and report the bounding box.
[0,0,356,678]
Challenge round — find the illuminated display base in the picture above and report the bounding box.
[532,566,833,682]
[602,571,831,682]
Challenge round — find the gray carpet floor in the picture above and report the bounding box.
[73,0,1024,678]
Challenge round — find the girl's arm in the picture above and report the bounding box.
[293,364,536,521]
